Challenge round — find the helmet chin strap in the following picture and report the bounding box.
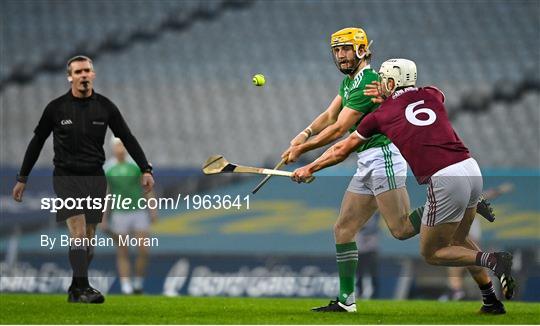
[356,40,373,60]
[339,59,361,75]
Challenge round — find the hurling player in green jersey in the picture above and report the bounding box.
[102,138,158,294]
[282,27,422,312]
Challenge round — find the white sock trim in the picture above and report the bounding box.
[338,301,357,312]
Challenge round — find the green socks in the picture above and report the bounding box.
[336,242,358,305]
[333,207,423,306]
[408,206,424,234]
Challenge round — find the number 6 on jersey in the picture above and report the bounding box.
[405,100,437,126]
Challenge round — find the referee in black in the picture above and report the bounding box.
[12,55,155,303]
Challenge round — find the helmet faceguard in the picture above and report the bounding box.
[330,27,372,75]
[332,46,361,75]
[378,58,417,95]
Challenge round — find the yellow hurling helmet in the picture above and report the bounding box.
[330,27,372,75]
[330,27,371,59]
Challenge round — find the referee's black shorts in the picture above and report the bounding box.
[52,167,107,223]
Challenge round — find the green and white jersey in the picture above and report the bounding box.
[338,65,391,152]
[105,161,142,211]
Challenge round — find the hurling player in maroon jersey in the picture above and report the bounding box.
[292,59,515,314]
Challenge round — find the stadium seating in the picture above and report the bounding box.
[1,0,194,80]
[453,91,540,167]
[1,0,539,169]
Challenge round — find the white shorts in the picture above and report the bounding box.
[347,143,408,196]
[422,158,483,226]
[110,210,150,235]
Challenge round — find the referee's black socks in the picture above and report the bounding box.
[69,244,89,289]
[87,245,95,266]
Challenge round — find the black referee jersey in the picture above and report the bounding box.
[18,90,151,178]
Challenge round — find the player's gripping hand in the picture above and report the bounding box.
[290,130,310,146]
[281,130,311,164]
[281,147,293,163]
[282,145,303,164]
[12,182,26,202]
[141,172,155,194]
[363,81,385,103]
[291,166,313,183]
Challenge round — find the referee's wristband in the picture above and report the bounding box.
[141,164,153,175]
[16,174,28,183]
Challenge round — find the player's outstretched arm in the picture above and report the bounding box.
[282,95,343,162]
[291,133,364,183]
[285,107,363,164]
[306,95,344,137]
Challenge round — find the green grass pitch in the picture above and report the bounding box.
[1,294,539,324]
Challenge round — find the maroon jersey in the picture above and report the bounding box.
[356,86,470,184]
